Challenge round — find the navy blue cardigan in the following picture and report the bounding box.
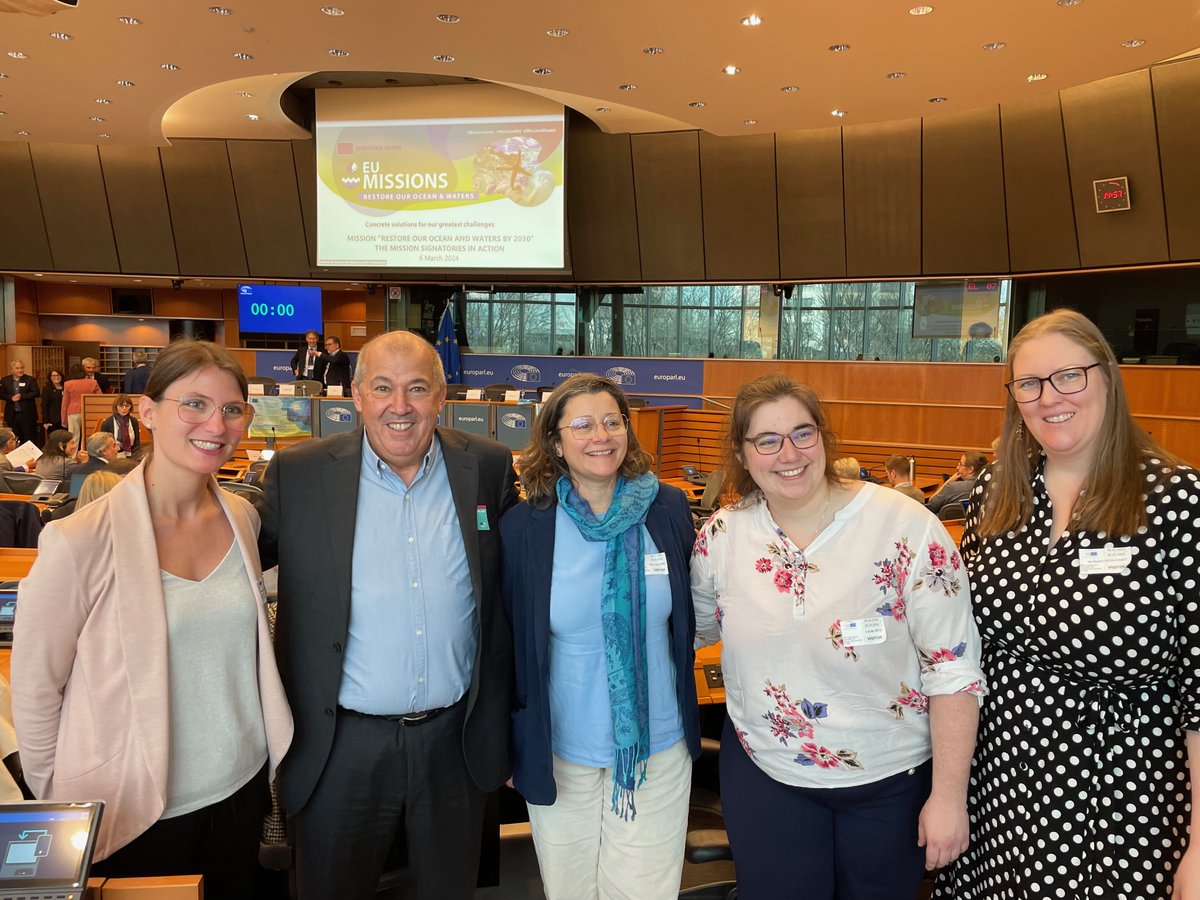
[499,483,701,806]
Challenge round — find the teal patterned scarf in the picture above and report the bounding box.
[556,471,660,819]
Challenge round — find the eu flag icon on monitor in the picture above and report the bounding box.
[435,304,462,385]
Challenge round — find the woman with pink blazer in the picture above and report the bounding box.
[13,340,293,900]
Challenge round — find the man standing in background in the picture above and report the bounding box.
[291,330,324,382]
[82,357,110,393]
[321,336,353,395]
[1,361,40,447]
[122,351,152,394]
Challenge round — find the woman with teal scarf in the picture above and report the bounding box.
[501,373,701,900]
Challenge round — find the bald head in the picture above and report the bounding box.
[354,331,445,390]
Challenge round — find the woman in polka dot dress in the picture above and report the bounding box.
[934,309,1200,899]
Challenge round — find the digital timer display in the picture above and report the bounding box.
[1093,176,1131,214]
[237,284,323,335]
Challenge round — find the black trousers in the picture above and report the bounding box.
[291,698,484,900]
[6,407,38,447]
[91,763,269,900]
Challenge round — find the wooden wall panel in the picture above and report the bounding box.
[565,116,641,282]
[922,108,1009,275]
[0,143,53,271]
[842,119,922,277]
[160,140,249,277]
[151,288,223,319]
[98,146,179,275]
[1150,57,1200,261]
[291,138,319,272]
[227,141,311,278]
[1060,70,1169,267]
[699,133,779,281]
[776,128,846,280]
[35,282,109,315]
[630,132,705,282]
[29,145,120,274]
[998,94,1079,272]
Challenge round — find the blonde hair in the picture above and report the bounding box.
[832,457,861,479]
[77,470,122,508]
[978,308,1182,538]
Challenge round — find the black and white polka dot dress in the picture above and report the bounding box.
[934,460,1200,899]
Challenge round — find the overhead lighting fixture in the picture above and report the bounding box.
[210,6,232,14]
[0,111,5,117]
[742,119,758,125]
[619,83,637,90]
[643,47,664,55]
[1056,0,1082,6]
[49,32,73,40]
[595,106,612,112]
[885,71,907,79]
[828,43,850,52]
[6,52,29,60]
[16,130,29,136]
[246,114,260,120]
[546,27,569,37]
[532,66,552,75]
[1026,72,1048,82]
[433,53,455,62]
[909,5,934,14]
[928,96,948,103]
[89,116,104,122]
[1122,38,1145,48]
[235,90,255,97]
[831,109,847,117]
[95,97,112,104]
[0,73,7,78]
[116,80,135,87]
[328,48,349,56]
[321,6,345,14]
[982,41,1006,50]
[233,52,253,59]
[117,16,141,25]
[160,63,180,70]
[721,65,740,75]
[740,14,762,26]
[688,100,706,108]
[780,85,799,93]
[98,133,110,138]
[435,13,459,23]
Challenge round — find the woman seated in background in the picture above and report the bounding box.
[35,429,83,480]
[691,374,985,900]
[41,368,66,434]
[13,339,292,900]
[96,394,142,456]
[61,364,100,443]
[501,373,700,900]
[934,309,1200,899]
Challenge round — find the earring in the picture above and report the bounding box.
[1015,421,1024,440]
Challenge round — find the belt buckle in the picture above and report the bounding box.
[401,710,431,725]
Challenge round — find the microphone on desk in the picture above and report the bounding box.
[262,425,277,461]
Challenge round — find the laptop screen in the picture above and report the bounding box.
[31,479,60,498]
[67,473,88,501]
[0,592,15,631]
[0,802,103,892]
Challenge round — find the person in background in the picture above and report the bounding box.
[123,351,152,395]
[933,309,1200,899]
[97,394,143,456]
[691,374,985,899]
[291,330,324,382]
[321,335,353,395]
[41,368,66,434]
[0,427,32,474]
[50,468,124,522]
[82,357,111,394]
[1,360,40,448]
[884,453,926,503]
[62,364,101,443]
[925,451,987,520]
[502,373,700,900]
[962,322,1003,362]
[73,433,119,482]
[13,339,292,899]
[35,429,84,481]
[832,456,861,480]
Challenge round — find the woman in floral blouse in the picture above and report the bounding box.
[690,374,986,899]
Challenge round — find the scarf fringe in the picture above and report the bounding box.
[610,744,650,821]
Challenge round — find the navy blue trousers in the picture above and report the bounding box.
[720,715,930,900]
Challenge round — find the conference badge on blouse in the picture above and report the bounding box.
[644,552,668,575]
[1077,546,1133,576]
[841,617,887,647]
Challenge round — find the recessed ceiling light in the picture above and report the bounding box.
[546,27,569,37]
[98,133,110,138]
[235,90,255,97]
[742,119,757,125]
[0,111,5,117]
[643,47,664,55]
[740,14,762,26]
[433,53,455,62]
[595,106,612,112]
[7,52,28,60]
[619,83,637,90]
[233,52,253,60]
[928,96,948,103]
[1026,73,1048,82]
[909,5,934,14]
[1056,0,1082,6]
[0,73,7,78]
[89,116,104,122]
[328,48,349,56]
[721,65,740,75]
[246,114,260,120]
[1122,38,1145,48]
[831,109,847,117]
[688,101,706,108]
[49,32,72,40]
[116,80,135,87]
[209,6,232,14]
[117,16,141,25]
[828,43,850,52]
[16,130,29,136]
[160,63,180,70]
[95,97,111,104]
[982,41,1006,50]
[532,66,552,75]
[885,71,907,79]
[436,13,459,23]
[780,85,799,93]
[321,6,345,15]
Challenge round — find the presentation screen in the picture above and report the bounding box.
[237,284,323,335]
[315,84,566,270]
[912,280,1001,339]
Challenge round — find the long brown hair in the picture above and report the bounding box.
[519,373,654,507]
[977,308,1182,538]
[723,374,843,503]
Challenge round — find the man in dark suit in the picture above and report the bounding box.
[290,330,324,383]
[122,351,152,394]
[1,360,40,447]
[320,335,353,395]
[72,432,118,482]
[82,357,111,393]
[257,330,519,900]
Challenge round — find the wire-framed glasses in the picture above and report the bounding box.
[744,426,820,455]
[558,413,628,439]
[163,395,255,427]
[1004,363,1102,403]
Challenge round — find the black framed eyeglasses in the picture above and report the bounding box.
[1004,363,1102,403]
[744,426,820,455]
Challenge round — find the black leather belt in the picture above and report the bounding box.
[338,703,454,726]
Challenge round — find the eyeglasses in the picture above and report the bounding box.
[1004,363,1102,403]
[558,414,628,439]
[744,426,820,455]
[163,395,255,427]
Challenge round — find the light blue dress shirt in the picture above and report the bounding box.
[547,504,684,768]
[338,432,476,715]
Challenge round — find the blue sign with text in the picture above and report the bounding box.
[459,355,704,407]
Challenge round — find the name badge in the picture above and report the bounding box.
[644,552,668,575]
[842,617,887,647]
[476,505,490,531]
[1078,546,1133,576]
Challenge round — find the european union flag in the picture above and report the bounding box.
[435,304,462,384]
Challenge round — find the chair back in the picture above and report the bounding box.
[445,383,469,401]
[247,376,277,396]
[3,472,42,495]
[699,470,726,511]
[221,481,264,499]
[625,397,648,408]
[483,383,515,401]
[292,379,323,396]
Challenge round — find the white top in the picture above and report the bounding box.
[160,542,268,818]
[691,482,986,787]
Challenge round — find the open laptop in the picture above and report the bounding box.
[0,590,15,648]
[0,801,103,899]
[30,479,66,505]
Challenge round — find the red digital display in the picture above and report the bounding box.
[965,280,1000,293]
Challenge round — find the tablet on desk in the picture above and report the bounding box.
[0,801,104,896]
[30,480,61,504]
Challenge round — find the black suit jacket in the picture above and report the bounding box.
[320,350,352,393]
[257,425,520,814]
[1,374,39,423]
[290,345,324,381]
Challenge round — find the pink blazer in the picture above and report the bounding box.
[11,464,293,860]
[61,378,100,418]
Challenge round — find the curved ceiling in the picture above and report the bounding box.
[0,0,1198,145]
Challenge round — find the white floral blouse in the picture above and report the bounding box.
[691,482,986,787]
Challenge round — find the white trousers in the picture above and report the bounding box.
[527,738,692,900]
